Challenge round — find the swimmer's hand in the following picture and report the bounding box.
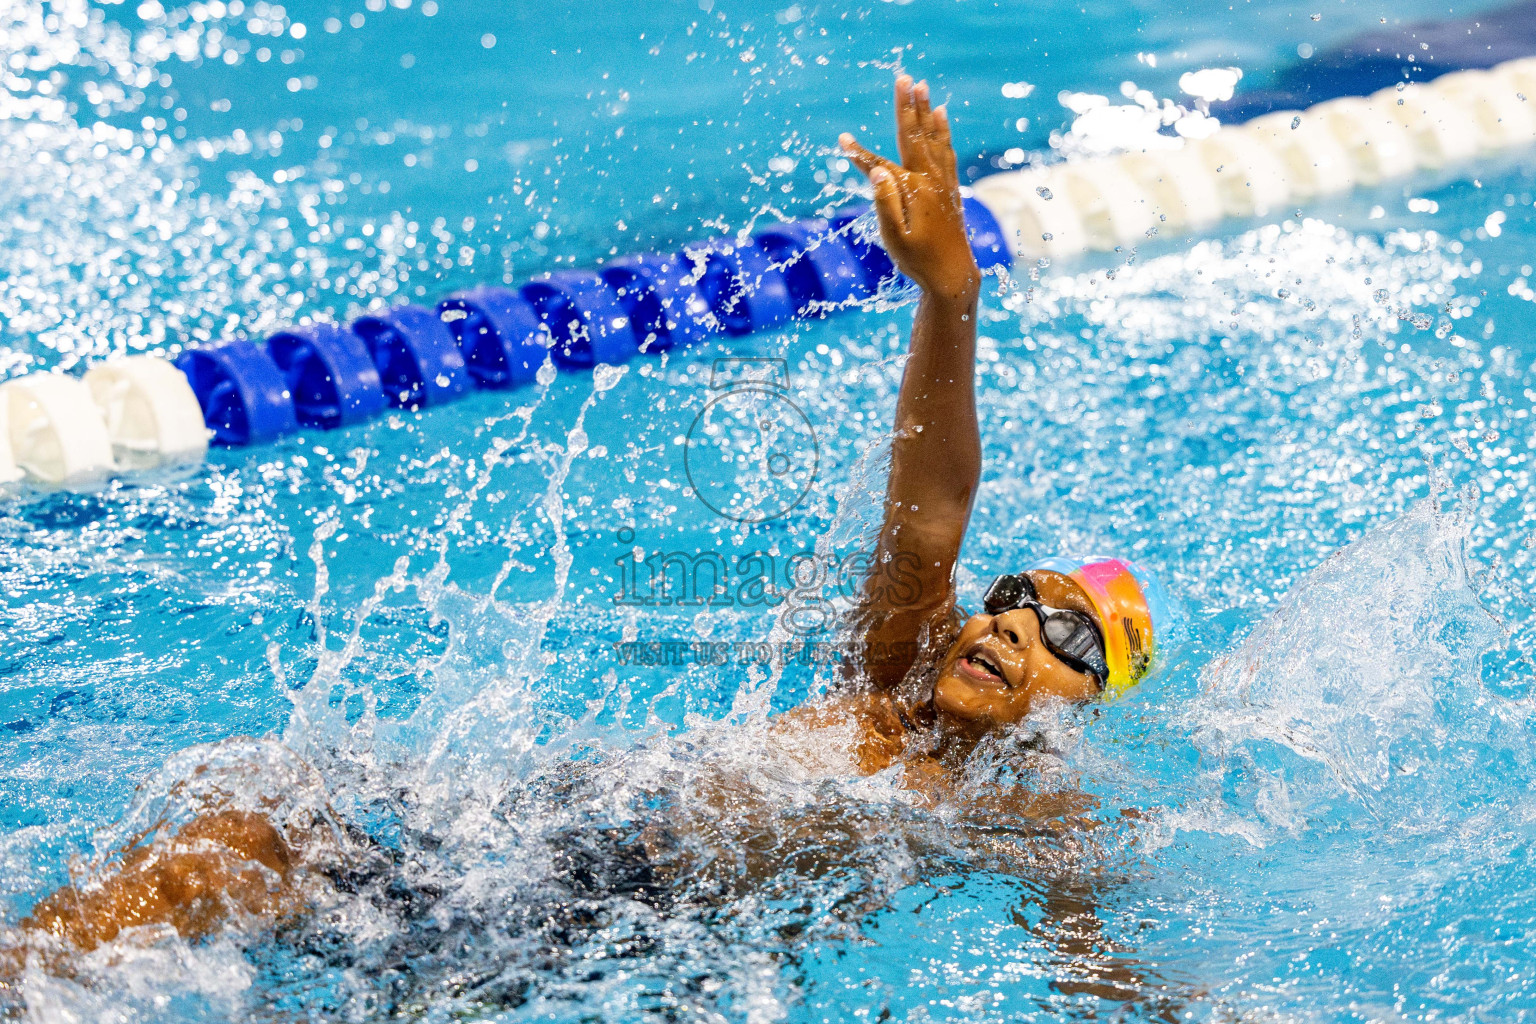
[840,75,980,304]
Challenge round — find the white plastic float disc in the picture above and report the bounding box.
[84,355,210,470]
[969,168,1089,259]
[1432,69,1536,151]
[1054,161,1157,248]
[1492,58,1536,145]
[1113,146,1224,231]
[1191,131,1292,217]
[0,389,21,484]
[1494,56,1536,103]
[1243,110,1359,197]
[1374,84,1481,169]
[1,373,115,484]
[1312,96,1421,184]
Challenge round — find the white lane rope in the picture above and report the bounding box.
[970,56,1536,260]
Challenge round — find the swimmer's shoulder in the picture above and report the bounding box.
[774,687,931,776]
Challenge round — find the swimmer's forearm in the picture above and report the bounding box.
[854,286,980,689]
[873,285,982,597]
[889,287,982,518]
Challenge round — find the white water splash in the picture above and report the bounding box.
[1178,493,1505,840]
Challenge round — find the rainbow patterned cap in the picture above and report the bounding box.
[1025,554,1171,698]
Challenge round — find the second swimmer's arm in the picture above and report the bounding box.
[841,75,983,690]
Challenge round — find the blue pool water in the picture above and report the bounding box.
[3,0,1536,1020]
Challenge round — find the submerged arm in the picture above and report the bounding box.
[840,75,983,690]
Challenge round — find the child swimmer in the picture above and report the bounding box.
[774,74,1168,796]
[10,74,1169,956]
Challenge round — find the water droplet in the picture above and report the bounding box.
[592,363,627,392]
[1041,232,1054,241]
[1291,116,1301,130]
[1036,186,1053,200]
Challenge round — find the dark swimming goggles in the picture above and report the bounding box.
[983,573,1109,685]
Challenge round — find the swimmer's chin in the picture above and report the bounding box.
[932,673,1017,723]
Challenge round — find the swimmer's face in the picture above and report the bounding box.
[932,570,1102,729]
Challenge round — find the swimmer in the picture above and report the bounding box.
[774,74,1167,805]
[6,74,1167,960]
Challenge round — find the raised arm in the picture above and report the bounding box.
[839,76,983,690]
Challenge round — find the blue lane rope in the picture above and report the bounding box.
[174,340,297,446]
[352,304,472,409]
[178,201,1011,446]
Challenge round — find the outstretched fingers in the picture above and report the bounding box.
[841,132,909,235]
[911,82,958,187]
[839,132,897,179]
[894,75,918,168]
[897,77,935,173]
[912,78,932,124]
[931,104,959,188]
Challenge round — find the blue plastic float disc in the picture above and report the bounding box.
[601,254,715,351]
[681,239,794,336]
[352,304,471,409]
[174,340,298,446]
[754,219,869,314]
[266,323,388,429]
[435,287,548,388]
[826,204,898,293]
[520,270,640,367]
[962,196,1012,271]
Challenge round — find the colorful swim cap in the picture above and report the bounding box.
[1026,554,1171,698]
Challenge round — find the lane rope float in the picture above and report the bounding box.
[83,356,209,471]
[1,374,115,484]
